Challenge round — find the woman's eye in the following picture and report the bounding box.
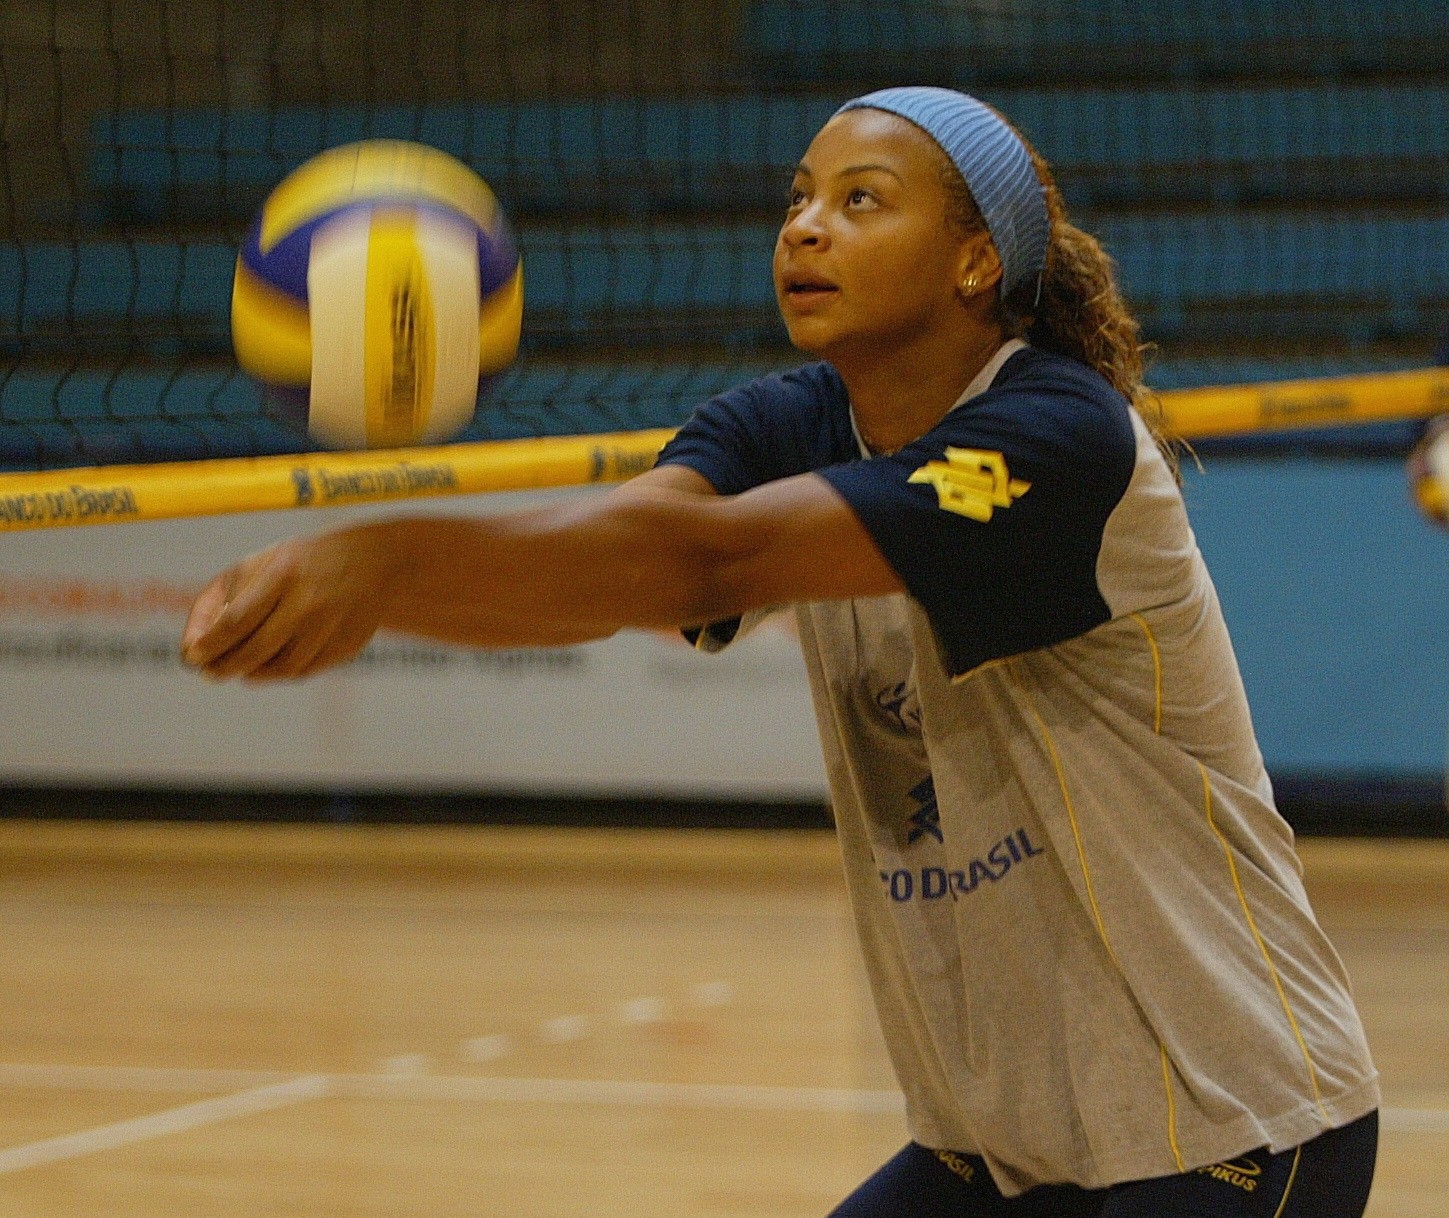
[846,188,877,208]
[787,187,807,208]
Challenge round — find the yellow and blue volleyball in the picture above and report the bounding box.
[1408,414,1449,529]
[231,140,523,449]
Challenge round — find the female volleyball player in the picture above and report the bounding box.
[182,88,1381,1215]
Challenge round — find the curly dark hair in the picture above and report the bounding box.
[935,122,1177,472]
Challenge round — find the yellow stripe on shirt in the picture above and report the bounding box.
[1199,761,1329,1124]
[1010,660,1186,1171]
[1129,612,1164,735]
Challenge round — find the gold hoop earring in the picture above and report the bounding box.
[963,276,978,293]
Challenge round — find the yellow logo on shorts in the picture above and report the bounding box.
[907,448,1030,522]
[932,1149,976,1183]
[1197,1156,1263,1193]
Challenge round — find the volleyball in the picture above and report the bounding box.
[1408,414,1449,529]
[230,140,523,449]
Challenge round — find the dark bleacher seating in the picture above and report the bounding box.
[88,84,1449,227]
[0,242,238,357]
[1095,213,1449,342]
[1009,84,1449,207]
[0,364,296,470]
[11,0,1439,474]
[6,211,1446,358]
[0,359,791,470]
[88,98,843,226]
[0,353,1425,472]
[741,0,1449,85]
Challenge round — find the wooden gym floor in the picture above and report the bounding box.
[0,821,1445,1217]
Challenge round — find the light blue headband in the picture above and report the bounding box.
[835,86,1048,304]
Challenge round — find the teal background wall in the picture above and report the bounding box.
[1185,458,1447,777]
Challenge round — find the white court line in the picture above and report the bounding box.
[0,1074,328,1176]
[539,1015,591,1043]
[334,1072,907,1115]
[1,1062,1445,1130]
[461,1035,511,1063]
[0,1062,290,1094]
[0,1061,902,1116]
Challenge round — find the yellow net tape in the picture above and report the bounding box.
[0,429,672,532]
[1153,365,1448,439]
[1,367,1445,532]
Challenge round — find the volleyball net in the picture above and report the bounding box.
[0,366,1445,532]
[2,1,1446,523]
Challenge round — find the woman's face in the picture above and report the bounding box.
[774,108,994,359]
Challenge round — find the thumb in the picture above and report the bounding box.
[181,571,235,663]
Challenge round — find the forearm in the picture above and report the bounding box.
[378,611,614,651]
[361,492,731,648]
[180,468,896,681]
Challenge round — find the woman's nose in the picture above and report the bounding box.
[781,205,827,250]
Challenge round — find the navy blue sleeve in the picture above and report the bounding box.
[655,363,856,493]
[817,362,1137,678]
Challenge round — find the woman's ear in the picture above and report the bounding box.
[956,238,1003,301]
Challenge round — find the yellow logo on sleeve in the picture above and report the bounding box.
[907,448,1031,522]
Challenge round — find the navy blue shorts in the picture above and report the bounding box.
[830,1111,1377,1217]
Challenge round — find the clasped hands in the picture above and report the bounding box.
[181,528,396,682]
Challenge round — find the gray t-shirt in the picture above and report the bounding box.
[658,344,1379,1196]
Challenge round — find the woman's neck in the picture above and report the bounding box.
[831,324,1007,455]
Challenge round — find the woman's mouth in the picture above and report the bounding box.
[783,274,840,306]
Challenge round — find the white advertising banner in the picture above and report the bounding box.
[0,489,829,799]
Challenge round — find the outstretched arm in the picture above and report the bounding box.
[180,463,902,681]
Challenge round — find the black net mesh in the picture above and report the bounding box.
[1,0,1446,471]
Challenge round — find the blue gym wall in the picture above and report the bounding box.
[1187,459,1447,777]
